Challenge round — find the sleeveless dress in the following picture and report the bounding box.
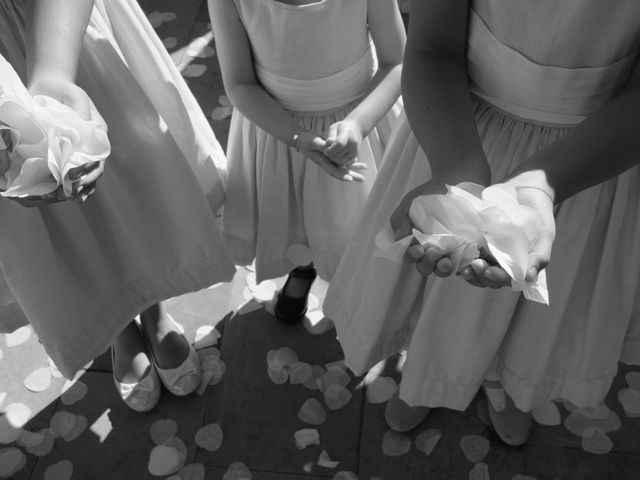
[324,0,640,412]
[222,0,400,282]
[0,0,236,378]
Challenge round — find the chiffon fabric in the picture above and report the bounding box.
[0,0,235,377]
[222,0,400,282]
[324,0,640,412]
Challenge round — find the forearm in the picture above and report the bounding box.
[25,0,94,86]
[344,63,402,137]
[227,82,305,146]
[509,82,640,203]
[403,49,490,185]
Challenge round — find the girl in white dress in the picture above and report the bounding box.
[0,0,236,412]
[209,0,405,323]
[324,0,640,445]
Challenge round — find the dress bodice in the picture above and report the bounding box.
[467,0,640,124]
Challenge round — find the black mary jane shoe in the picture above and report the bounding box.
[275,266,317,324]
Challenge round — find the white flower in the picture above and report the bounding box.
[0,56,110,198]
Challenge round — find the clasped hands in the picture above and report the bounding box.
[294,119,367,183]
[389,179,556,291]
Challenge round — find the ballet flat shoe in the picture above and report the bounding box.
[111,348,161,413]
[384,390,430,432]
[151,345,201,397]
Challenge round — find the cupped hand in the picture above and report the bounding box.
[459,185,556,288]
[295,130,366,183]
[27,77,104,203]
[323,119,363,167]
[389,179,455,277]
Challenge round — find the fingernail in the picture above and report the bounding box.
[484,270,496,280]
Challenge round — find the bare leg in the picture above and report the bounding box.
[139,302,190,369]
[112,320,151,383]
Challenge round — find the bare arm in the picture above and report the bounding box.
[323,0,406,165]
[26,0,94,86]
[344,0,405,136]
[508,61,640,203]
[402,0,489,186]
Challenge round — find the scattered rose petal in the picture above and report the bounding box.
[5,403,32,428]
[325,360,346,370]
[562,399,578,412]
[303,312,334,335]
[44,460,73,480]
[332,471,358,480]
[211,106,233,121]
[415,428,442,455]
[267,367,289,385]
[191,45,215,59]
[23,430,52,458]
[176,463,205,480]
[298,398,327,426]
[182,64,207,78]
[317,366,350,393]
[90,409,113,443]
[148,445,182,476]
[469,463,490,480]
[4,326,31,347]
[512,475,537,480]
[61,381,88,406]
[580,404,612,420]
[0,417,23,444]
[484,385,506,412]
[581,426,613,455]
[618,388,640,417]
[25,428,54,457]
[50,411,77,439]
[564,408,621,436]
[24,367,52,393]
[285,243,313,266]
[62,414,87,442]
[460,435,490,463]
[195,423,223,452]
[294,428,320,449]
[531,401,562,426]
[302,366,325,390]
[219,95,232,107]
[163,37,178,49]
[222,461,252,480]
[269,347,298,371]
[317,449,339,468]
[48,357,63,378]
[151,419,178,445]
[289,362,313,384]
[308,294,320,311]
[324,384,352,410]
[208,359,226,386]
[194,326,221,349]
[0,447,26,477]
[163,436,188,470]
[249,280,277,302]
[625,371,640,390]
[366,377,397,404]
[382,430,411,456]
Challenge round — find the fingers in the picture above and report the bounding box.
[306,151,363,183]
[461,259,510,288]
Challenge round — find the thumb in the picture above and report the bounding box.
[525,235,553,282]
[326,123,338,143]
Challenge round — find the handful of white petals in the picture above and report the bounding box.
[375,183,550,304]
[0,56,110,199]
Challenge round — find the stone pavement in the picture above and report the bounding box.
[1,1,640,479]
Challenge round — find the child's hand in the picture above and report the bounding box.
[294,130,366,183]
[323,119,363,167]
[27,77,104,203]
[459,185,555,289]
[389,179,454,277]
